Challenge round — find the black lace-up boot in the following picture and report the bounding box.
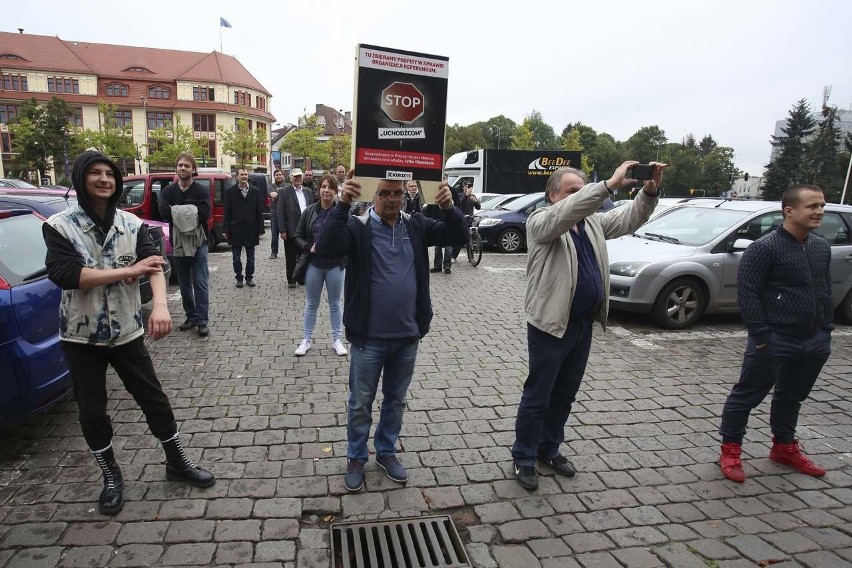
[161,433,215,487]
[92,444,124,515]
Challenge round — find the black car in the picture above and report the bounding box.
[0,192,170,303]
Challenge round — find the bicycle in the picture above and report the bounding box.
[465,215,482,267]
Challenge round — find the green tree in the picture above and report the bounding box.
[698,134,717,158]
[762,99,817,200]
[73,102,137,175]
[444,123,487,159]
[560,129,592,175]
[327,133,352,171]
[560,122,598,155]
[522,110,558,150]
[9,97,74,183]
[625,125,667,163]
[511,123,535,150]
[482,115,517,149]
[700,147,738,195]
[586,133,624,181]
[145,115,207,172]
[220,115,270,169]
[805,105,841,196]
[664,146,702,195]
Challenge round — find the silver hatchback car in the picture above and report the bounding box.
[607,199,852,329]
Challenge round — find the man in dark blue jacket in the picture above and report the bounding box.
[316,175,467,492]
[719,185,833,483]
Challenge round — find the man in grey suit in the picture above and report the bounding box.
[277,168,315,288]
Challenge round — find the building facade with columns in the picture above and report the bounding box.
[0,31,274,181]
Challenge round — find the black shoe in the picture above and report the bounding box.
[197,325,209,337]
[288,282,297,289]
[162,434,216,488]
[430,267,442,273]
[269,254,277,259]
[444,268,451,274]
[178,320,196,332]
[246,279,256,287]
[539,454,576,477]
[514,461,538,490]
[236,280,244,288]
[93,445,124,515]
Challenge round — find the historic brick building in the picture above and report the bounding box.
[0,31,274,181]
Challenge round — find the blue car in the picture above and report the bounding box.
[473,192,547,253]
[0,210,71,426]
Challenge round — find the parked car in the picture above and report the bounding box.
[473,192,547,253]
[479,193,523,211]
[607,200,852,329]
[0,209,72,426]
[0,190,171,302]
[0,179,38,189]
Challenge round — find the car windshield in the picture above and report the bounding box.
[502,193,542,211]
[0,214,47,283]
[633,206,753,246]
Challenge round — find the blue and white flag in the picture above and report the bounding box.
[220,17,232,28]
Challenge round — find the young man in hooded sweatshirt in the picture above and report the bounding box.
[42,151,215,515]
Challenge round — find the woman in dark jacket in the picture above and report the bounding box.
[294,175,347,356]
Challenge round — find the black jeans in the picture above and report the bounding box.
[231,244,256,281]
[719,329,831,444]
[284,238,300,284]
[60,337,177,450]
[512,319,593,466]
[433,245,453,270]
[270,215,280,255]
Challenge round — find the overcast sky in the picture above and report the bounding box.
[6,0,852,175]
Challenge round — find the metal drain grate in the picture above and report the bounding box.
[330,514,472,568]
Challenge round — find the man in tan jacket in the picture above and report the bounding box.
[512,161,665,490]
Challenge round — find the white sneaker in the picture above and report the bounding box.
[295,339,312,356]
[333,339,348,356]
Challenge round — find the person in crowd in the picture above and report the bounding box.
[316,173,467,492]
[719,184,833,483]
[43,151,214,515]
[303,170,315,192]
[159,152,211,336]
[336,165,347,192]
[223,168,264,287]
[277,168,315,288]
[293,174,348,357]
[268,168,286,259]
[403,180,423,215]
[425,184,460,274]
[452,181,481,260]
[511,162,664,490]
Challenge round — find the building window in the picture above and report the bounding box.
[0,54,25,60]
[48,77,80,94]
[106,83,128,97]
[2,73,28,92]
[1,132,12,153]
[200,140,216,165]
[256,96,266,111]
[193,86,215,101]
[113,110,132,129]
[148,85,170,99]
[70,107,83,128]
[234,90,251,107]
[0,104,18,124]
[193,113,216,132]
[125,66,151,73]
[147,111,173,130]
[235,118,252,131]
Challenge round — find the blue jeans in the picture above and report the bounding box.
[270,215,280,255]
[231,244,255,281]
[347,337,420,461]
[720,329,830,444]
[172,243,209,325]
[303,264,344,341]
[434,245,453,269]
[512,319,593,466]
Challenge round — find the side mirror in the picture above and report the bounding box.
[730,238,753,252]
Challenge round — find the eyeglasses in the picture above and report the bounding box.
[377,190,404,199]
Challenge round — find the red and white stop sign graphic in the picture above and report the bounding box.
[381,82,425,123]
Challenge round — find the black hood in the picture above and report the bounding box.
[71,150,123,230]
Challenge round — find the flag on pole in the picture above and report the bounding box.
[220,17,232,28]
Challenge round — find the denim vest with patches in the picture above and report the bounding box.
[47,207,145,346]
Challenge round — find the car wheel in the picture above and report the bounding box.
[838,289,852,324]
[498,228,523,253]
[651,278,707,329]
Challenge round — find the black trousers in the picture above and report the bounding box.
[270,215,280,255]
[719,329,831,445]
[60,337,177,451]
[284,238,300,284]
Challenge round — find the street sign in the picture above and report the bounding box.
[381,82,425,123]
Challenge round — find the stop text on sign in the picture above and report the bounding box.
[381,82,425,123]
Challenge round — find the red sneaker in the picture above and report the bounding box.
[720,442,745,483]
[769,439,826,477]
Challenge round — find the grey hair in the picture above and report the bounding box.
[545,167,589,203]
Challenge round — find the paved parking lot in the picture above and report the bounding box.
[1,241,851,568]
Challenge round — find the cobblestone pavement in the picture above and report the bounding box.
[1,240,851,568]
